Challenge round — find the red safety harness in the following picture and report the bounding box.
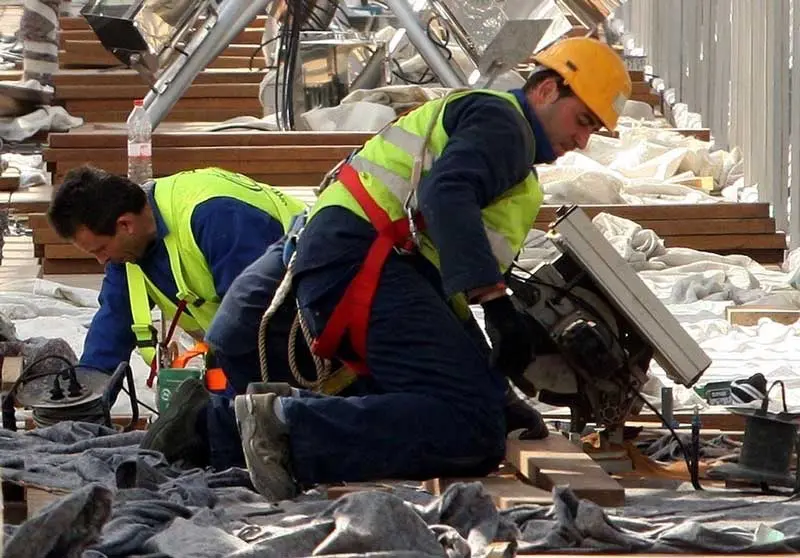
[310,163,423,374]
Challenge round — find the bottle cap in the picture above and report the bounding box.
[134,99,144,107]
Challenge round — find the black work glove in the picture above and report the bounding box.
[482,295,535,379]
[504,387,549,440]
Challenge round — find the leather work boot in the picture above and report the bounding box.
[245,381,293,397]
[234,392,297,501]
[140,378,211,466]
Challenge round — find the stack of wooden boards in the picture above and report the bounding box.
[629,69,662,109]
[58,16,267,70]
[0,67,266,123]
[30,124,786,274]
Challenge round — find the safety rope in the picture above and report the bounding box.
[257,253,332,390]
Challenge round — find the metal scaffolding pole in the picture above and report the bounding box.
[381,0,466,88]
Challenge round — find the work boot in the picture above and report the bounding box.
[140,378,210,466]
[234,393,297,501]
[245,381,293,397]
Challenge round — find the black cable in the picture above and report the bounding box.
[634,391,703,490]
[248,36,281,72]
[2,358,155,429]
[391,16,452,85]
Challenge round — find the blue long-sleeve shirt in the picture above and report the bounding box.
[80,186,285,372]
[293,88,554,307]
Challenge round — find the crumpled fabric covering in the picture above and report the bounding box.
[4,423,800,557]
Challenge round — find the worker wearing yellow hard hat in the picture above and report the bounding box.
[534,36,632,131]
[166,36,634,501]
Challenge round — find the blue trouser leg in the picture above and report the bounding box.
[205,238,311,394]
[286,251,508,485]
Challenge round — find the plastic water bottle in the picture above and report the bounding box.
[127,99,153,185]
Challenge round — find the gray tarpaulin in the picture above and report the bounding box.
[2,422,800,557]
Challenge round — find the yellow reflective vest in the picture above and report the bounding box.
[310,89,544,317]
[126,167,306,365]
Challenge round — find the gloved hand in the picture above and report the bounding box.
[504,387,549,440]
[481,295,535,378]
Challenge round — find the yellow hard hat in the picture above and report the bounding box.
[533,37,632,130]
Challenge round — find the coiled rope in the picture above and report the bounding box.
[257,253,332,390]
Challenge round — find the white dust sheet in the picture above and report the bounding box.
[0,125,793,418]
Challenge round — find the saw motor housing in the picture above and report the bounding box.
[508,205,711,437]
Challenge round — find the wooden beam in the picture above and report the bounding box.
[505,436,626,507]
[726,306,800,326]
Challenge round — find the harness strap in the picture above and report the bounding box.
[310,164,419,373]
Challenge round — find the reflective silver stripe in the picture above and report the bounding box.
[379,126,435,171]
[349,154,414,203]
[349,155,517,266]
[485,226,516,267]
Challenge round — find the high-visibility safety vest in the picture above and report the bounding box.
[310,89,544,319]
[126,167,306,366]
[306,90,544,374]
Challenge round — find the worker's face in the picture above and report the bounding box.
[529,78,602,160]
[72,215,146,265]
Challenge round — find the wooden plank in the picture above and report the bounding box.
[52,68,266,87]
[51,159,337,176]
[53,171,326,188]
[65,108,262,123]
[534,217,776,236]
[44,244,91,260]
[55,83,261,100]
[64,96,261,112]
[58,27,265,45]
[423,476,552,509]
[534,203,771,221]
[62,40,261,62]
[32,227,64,246]
[505,436,626,507]
[726,306,800,326]
[0,355,23,391]
[718,248,784,263]
[664,233,786,250]
[47,127,371,148]
[42,259,104,275]
[45,145,352,162]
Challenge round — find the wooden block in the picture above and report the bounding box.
[25,485,69,518]
[726,306,800,327]
[41,258,104,275]
[505,436,626,507]
[44,244,91,260]
[672,175,715,193]
[423,476,552,509]
[1,480,71,522]
[0,355,23,391]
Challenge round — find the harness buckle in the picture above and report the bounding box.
[131,324,159,348]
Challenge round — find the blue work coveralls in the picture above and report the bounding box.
[208,89,556,481]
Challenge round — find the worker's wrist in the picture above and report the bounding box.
[468,282,507,304]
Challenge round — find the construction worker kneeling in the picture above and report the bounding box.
[228,37,633,501]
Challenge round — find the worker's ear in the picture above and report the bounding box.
[531,77,560,105]
[115,213,136,236]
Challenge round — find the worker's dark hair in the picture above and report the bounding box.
[523,68,575,98]
[48,165,147,239]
